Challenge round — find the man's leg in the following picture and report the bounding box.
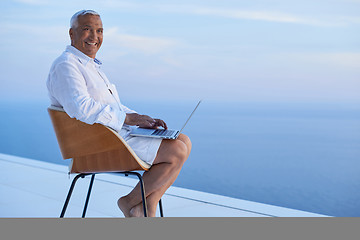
[118,134,191,217]
[129,135,191,216]
[129,161,185,217]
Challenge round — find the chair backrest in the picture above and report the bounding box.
[48,106,150,172]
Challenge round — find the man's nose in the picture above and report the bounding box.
[89,29,97,39]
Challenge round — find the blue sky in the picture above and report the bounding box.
[1,0,359,103]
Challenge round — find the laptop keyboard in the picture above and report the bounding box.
[151,129,176,137]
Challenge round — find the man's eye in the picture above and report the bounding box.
[83,28,89,31]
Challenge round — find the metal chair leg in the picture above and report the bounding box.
[159,198,164,217]
[60,172,163,218]
[82,174,95,218]
[138,175,148,217]
[60,173,90,218]
[123,171,148,217]
[122,172,165,217]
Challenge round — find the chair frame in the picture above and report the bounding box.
[48,106,164,217]
[60,172,164,218]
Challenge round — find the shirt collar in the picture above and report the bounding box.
[66,45,102,67]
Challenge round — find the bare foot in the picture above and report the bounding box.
[130,202,159,217]
[117,197,132,218]
[129,203,145,217]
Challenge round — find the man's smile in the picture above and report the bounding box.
[85,41,98,46]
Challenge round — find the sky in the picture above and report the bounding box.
[1,0,359,104]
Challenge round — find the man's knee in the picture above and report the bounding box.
[172,140,188,161]
[163,138,188,166]
[155,135,191,165]
[178,134,192,154]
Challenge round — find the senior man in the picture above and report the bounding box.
[47,10,191,217]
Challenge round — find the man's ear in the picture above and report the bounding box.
[69,28,73,40]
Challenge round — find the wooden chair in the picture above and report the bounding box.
[48,106,163,217]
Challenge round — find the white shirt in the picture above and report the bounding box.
[47,45,135,136]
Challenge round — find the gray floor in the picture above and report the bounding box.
[0,153,328,217]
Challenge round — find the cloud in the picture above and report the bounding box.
[13,0,49,5]
[99,1,360,27]
[104,27,180,55]
[158,5,356,27]
[164,6,305,23]
[3,23,68,42]
[12,0,359,27]
[10,0,360,27]
[293,52,360,69]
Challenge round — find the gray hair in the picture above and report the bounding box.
[70,10,100,28]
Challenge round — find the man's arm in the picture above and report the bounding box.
[48,61,127,132]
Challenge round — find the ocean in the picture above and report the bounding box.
[1,100,359,217]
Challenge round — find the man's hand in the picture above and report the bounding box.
[125,113,168,129]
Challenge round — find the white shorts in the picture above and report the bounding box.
[122,130,163,165]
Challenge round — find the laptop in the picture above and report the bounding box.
[129,100,202,139]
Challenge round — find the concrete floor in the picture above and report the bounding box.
[0,153,328,217]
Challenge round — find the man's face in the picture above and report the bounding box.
[69,14,103,58]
